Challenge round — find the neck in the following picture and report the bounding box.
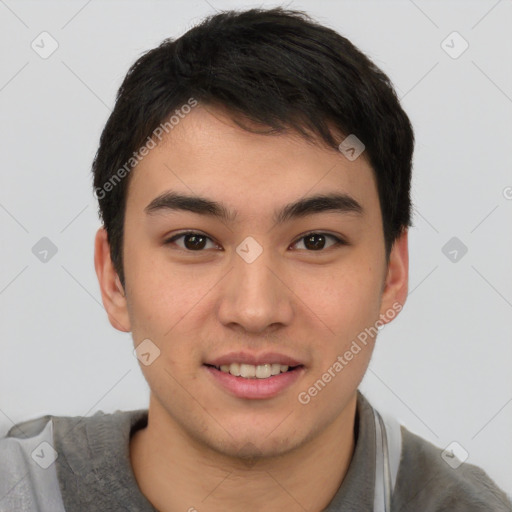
[130,393,358,512]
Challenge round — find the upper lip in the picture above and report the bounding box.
[206,351,304,367]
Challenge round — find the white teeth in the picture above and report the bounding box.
[217,363,294,379]
[256,364,271,379]
[240,364,256,378]
[271,363,281,376]
[229,363,241,376]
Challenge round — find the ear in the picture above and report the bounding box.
[94,226,131,332]
[379,229,409,324]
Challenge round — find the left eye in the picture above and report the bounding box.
[164,231,345,252]
[291,232,345,251]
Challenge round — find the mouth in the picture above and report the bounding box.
[204,362,303,379]
[203,355,306,399]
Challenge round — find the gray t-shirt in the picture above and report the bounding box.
[1,391,510,511]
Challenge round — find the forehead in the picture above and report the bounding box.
[125,104,379,222]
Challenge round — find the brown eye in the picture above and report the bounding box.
[164,231,345,253]
[292,232,344,251]
[165,231,218,251]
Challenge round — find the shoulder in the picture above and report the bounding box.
[0,413,56,473]
[392,425,512,511]
[0,409,147,511]
[0,413,59,511]
[1,409,134,443]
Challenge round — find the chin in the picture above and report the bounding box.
[216,436,299,462]
[198,420,315,463]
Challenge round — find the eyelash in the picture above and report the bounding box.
[163,230,347,252]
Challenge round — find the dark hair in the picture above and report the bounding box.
[92,7,414,288]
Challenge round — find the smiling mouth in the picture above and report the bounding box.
[204,363,303,379]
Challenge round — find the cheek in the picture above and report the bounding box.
[123,237,198,334]
[124,249,216,376]
[296,265,383,409]
[296,260,384,342]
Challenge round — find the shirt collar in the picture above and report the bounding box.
[54,390,375,511]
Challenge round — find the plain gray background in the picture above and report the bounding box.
[1,0,511,498]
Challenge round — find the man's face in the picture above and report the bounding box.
[97,104,407,459]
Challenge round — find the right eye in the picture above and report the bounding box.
[164,231,221,251]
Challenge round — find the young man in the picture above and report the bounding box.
[1,7,510,512]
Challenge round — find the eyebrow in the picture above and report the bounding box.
[144,191,363,225]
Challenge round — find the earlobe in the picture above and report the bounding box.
[94,226,131,332]
[379,230,409,323]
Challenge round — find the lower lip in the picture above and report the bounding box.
[204,365,304,399]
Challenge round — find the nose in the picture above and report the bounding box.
[216,243,294,334]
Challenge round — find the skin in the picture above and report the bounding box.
[94,103,408,512]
